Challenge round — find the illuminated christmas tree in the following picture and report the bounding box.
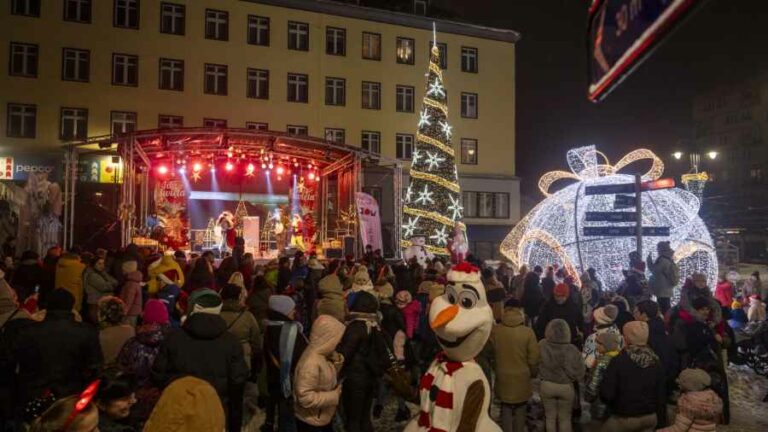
[402,36,465,256]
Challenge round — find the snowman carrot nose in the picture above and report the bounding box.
[431,304,459,329]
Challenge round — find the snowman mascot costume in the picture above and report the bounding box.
[405,261,500,432]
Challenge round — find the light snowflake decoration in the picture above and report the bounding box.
[414,184,434,205]
[428,80,445,98]
[402,216,420,237]
[448,194,463,220]
[425,151,445,171]
[404,185,413,204]
[430,225,449,245]
[440,121,452,139]
[418,110,432,128]
[500,145,718,300]
[412,149,422,164]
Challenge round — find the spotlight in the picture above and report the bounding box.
[308,172,316,181]
[210,166,216,173]
[157,165,169,175]
[246,163,255,174]
[266,170,271,175]
[276,166,284,175]
[179,166,186,174]
[193,162,202,172]
[268,162,274,169]
[261,162,267,169]
[672,151,683,160]
[225,162,234,172]
[707,151,718,160]
[277,176,283,181]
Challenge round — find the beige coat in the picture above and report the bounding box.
[316,274,346,322]
[220,300,262,371]
[293,315,345,426]
[489,308,540,404]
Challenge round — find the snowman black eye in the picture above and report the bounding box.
[446,286,458,305]
[458,291,478,309]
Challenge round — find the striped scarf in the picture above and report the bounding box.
[417,352,464,432]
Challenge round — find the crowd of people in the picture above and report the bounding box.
[0,237,763,432]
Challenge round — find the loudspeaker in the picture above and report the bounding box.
[325,248,343,259]
[343,236,355,258]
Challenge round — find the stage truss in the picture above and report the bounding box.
[62,128,403,258]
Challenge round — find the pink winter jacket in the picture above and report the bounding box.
[398,300,421,339]
[659,389,722,432]
[120,271,143,318]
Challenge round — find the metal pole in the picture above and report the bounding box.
[635,174,642,259]
[62,150,70,249]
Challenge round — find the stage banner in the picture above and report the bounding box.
[154,179,189,250]
[355,192,382,252]
[294,177,318,250]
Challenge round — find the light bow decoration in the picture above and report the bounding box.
[681,172,709,202]
[500,145,717,299]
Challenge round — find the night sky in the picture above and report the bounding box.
[442,0,768,203]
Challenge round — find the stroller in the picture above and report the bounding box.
[732,320,768,376]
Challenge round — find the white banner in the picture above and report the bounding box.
[355,192,383,252]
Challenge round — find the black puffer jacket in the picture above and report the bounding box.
[535,298,584,345]
[152,313,248,400]
[522,272,544,319]
[599,346,666,417]
[263,309,308,392]
[337,291,385,384]
[15,311,102,405]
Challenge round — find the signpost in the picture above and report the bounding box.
[583,175,675,257]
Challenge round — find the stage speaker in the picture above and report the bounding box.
[325,248,343,259]
[343,236,355,258]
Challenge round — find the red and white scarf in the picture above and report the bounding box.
[417,352,464,432]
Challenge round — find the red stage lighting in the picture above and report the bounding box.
[276,166,285,175]
[157,165,168,175]
[261,162,267,169]
[246,163,255,175]
[193,162,202,172]
[225,162,234,172]
[308,172,316,181]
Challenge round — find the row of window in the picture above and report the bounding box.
[8,44,480,117]
[4,103,481,164]
[10,0,480,72]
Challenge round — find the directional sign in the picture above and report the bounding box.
[585,211,637,222]
[614,194,636,209]
[583,226,670,237]
[585,183,635,195]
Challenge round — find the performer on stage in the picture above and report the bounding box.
[216,211,236,253]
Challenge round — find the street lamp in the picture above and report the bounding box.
[707,151,718,160]
[673,151,683,160]
[672,149,718,201]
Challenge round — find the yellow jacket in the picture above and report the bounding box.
[147,254,185,294]
[55,254,86,309]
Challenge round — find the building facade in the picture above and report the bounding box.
[1,0,519,258]
[691,74,768,260]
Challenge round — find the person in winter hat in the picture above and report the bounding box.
[728,299,748,329]
[156,274,180,326]
[120,270,143,327]
[84,256,119,324]
[293,315,345,431]
[489,298,540,432]
[147,252,185,295]
[747,294,766,322]
[599,321,666,431]
[582,305,624,369]
[585,332,621,421]
[538,318,584,432]
[647,241,679,315]
[220,283,262,373]
[536,282,584,346]
[316,260,346,323]
[143,376,225,432]
[151,288,248,432]
[117,299,169,426]
[658,368,723,432]
[93,368,138,432]
[679,273,722,325]
[263,294,308,432]
[714,273,734,309]
[395,290,421,339]
[98,296,135,366]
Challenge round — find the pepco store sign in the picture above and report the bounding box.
[0,156,58,180]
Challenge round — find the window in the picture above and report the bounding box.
[362,81,381,110]
[396,37,415,64]
[62,48,89,81]
[160,2,184,35]
[287,125,308,136]
[429,41,448,69]
[9,43,38,77]
[112,53,138,86]
[11,0,40,17]
[461,92,478,118]
[114,0,139,29]
[158,115,183,129]
[462,192,509,219]
[159,58,183,91]
[246,122,268,130]
[325,128,345,144]
[461,138,478,164]
[461,47,478,73]
[396,85,415,112]
[64,0,91,23]
[204,63,227,95]
[248,15,269,46]
[287,73,308,103]
[362,32,381,60]
[361,131,381,154]
[326,27,346,56]
[204,118,227,128]
[60,107,88,140]
[247,69,269,99]
[205,9,228,41]
[396,134,414,160]
[414,0,427,15]
[288,21,309,51]
[325,77,345,106]
[110,111,136,135]
[6,103,36,138]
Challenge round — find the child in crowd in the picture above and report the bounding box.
[748,294,766,323]
[585,332,621,421]
[659,368,723,432]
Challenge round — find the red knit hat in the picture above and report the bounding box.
[554,283,570,298]
[143,299,169,325]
